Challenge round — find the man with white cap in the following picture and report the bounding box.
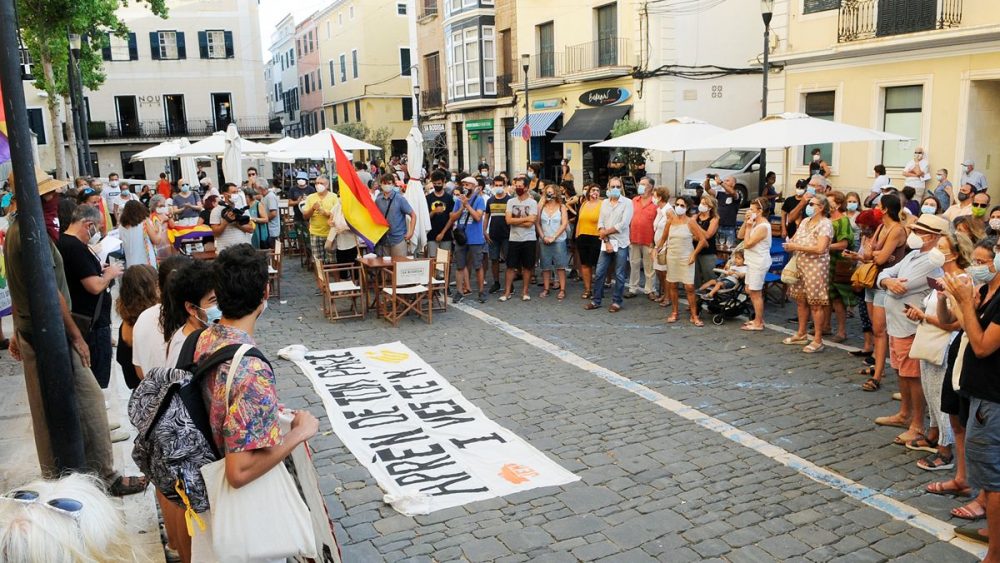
[873,213,948,446]
[960,159,989,194]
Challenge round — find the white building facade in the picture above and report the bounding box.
[269,13,301,138]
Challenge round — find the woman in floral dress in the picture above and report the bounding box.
[783,195,833,353]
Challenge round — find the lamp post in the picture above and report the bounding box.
[67,33,91,176]
[521,53,530,172]
[759,0,773,195]
[412,84,420,127]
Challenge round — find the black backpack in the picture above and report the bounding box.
[128,328,270,513]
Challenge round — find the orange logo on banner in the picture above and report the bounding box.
[364,349,409,363]
[499,464,539,484]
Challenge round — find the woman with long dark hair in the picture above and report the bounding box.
[159,259,217,369]
[115,265,158,390]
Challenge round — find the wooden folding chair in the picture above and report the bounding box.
[380,259,433,327]
[267,240,283,300]
[315,259,365,320]
[430,248,451,312]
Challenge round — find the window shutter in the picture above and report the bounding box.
[224,31,234,58]
[176,31,186,59]
[128,32,138,60]
[198,31,208,58]
[400,48,411,76]
[101,33,112,61]
[149,32,160,60]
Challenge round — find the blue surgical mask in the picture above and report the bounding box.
[968,265,995,284]
[805,204,816,217]
[197,305,222,325]
[392,185,400,193]
[608,187,621,199]
[636,185,645,195]
[920,205,937,215]
[846,202,858,212]
[806,186,817,196]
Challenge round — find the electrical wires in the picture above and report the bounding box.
[633,63,780,81]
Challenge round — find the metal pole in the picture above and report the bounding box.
[67,43,85,175]
[0,0,86,471]
[523,66,529,171]
[759,22,770,196]
[78,38,92,176]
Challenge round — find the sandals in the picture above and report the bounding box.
[584,302,600,310]
[875,414,909,428]
[849,349,874,357]
[917,453,955,471]
[522,295,531,302]
[498,294,512,302]
[109,475,149,497]
[926,479,972,496]
[782,334,809,345]
[952,499,987,521]
[557,291,565,301]
[861,377,881,392]
[905,436,939,453]
[609,304,621,313]
[893,431,924,445]
[858,366,877,376]
[690,317,704,327]
[659,299,671,308]
[741,323,764,331]
[540,289,550,298]
[581,290,592,300]
[803,342,825,353]
[666,313,679,323]
[829,334,847,343]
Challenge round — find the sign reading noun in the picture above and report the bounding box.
[579,87,630,107]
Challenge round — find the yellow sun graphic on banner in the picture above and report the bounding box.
[364,349,410,364]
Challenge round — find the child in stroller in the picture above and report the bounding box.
[696,249,753,325]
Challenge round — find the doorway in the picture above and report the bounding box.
[964,79,1000,201]
[211,93,233,131]
[163,94,187,136]
[115,95,139,136]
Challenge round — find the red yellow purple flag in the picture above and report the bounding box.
[333,134,387,249]
[0,81,10,164]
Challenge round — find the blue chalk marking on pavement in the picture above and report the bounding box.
[453,303,987,559]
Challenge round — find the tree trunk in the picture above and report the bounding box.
[63,94,79,178]
[41,55,66,180]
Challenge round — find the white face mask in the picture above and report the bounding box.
[906,231,925,250]
[698,204,709,214]
[315,184,328,193]
[990,218,1000,231]
[156,206,168,216]
[927,247,947,268]
[296,179,307,187]
[812,155,820,162]
[109,180,120,187]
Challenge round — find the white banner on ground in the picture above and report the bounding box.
[279,342,579,515]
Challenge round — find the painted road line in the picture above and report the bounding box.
[453,302,985,559]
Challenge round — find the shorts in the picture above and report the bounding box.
[539,240,569,271]
[873,288,887,308]
[488,238,509,261]
[745,265,768,291]
[507,241,537,270]
[889,335,920,378]
[454,244,484,271]
[577,234,601,267]
[965,397,1000,491]
[310,235,329,262]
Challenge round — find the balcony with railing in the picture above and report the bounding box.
[838,0,962,43]
[496,73,514,98]
[88,116,282,141]
[419,0,438,19]
[565,37,635,74]
[422,87,443,109]
[522,52,565,81]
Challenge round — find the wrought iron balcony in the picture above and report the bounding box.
[496,73,514,98]
[422,87,443,109]
[521,52,565,80]
[87,116,282,140]
[565,37,634,74]
[838,0,962,43]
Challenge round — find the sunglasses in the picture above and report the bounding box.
[972,203,990,208]
[4,490,83,519]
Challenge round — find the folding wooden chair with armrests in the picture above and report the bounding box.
[380,259,433,327]
[315,259,365,320]
[430,248,451,312]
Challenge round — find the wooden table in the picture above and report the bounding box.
[358,256,413,316]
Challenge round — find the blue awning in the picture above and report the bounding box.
[509,111,562,138]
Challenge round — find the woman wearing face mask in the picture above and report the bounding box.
[536,183,569,300]
[526,163,542,194]
[655,196,707,326]
[171,181,202,227]
[693,194,720,288]
[853,194,907,390]
[118,200,157,268]
[651,187,673,307]
[576,183,603,300]
[782,195,833,352]
[988,206,1000,238]
[932,169,953,212]
[739,197,773,330]
[146,195,173,260]
[825,191,855,343]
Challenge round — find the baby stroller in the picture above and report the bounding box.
[696,242,753,325]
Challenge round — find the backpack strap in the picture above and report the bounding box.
[175,327,207,370]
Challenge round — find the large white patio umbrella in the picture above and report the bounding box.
[268,129,380,163]
[404,124,430,255]
[176,130,271,158]
[693,112,911,195]
[129,140,181,161]
[593,117,730,192]
[222,124,243,184]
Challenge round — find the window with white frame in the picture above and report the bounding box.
[482,26,495,95]
[802,91,835,165]
[445,25,496,100]
[351,49,359,79]
[339,53,347,82]
[882,85,923,168]
[206,30,226,59]
[158,31,178,59]
[109,34,130,61]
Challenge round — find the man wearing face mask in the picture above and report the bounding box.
[971,192,992,226]
[943,183,976,222]
[287,171,315,227]
[960,159,988,194]
[102,172,122,213]
[425,170,455,260]
[584,178,634,312]
[302,175,339,263]
[714,175,741,250]
[485,176,511,294]
[625,176,657,298]
[781,179,809,239]
[211,182,254,253]
[57,204,123,398]
[874,213,948,444]
[374,173,416,258]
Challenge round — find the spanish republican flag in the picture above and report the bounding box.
[333,134,387,249]
[0,81,10,164]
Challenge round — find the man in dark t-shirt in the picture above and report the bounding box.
[288,173,315,225]
[781,183,807,239]
[485,177,511,293]
[426,170,455,260]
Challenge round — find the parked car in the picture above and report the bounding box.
[682,150,760,208]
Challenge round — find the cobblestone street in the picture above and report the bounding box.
[252,263,985,562]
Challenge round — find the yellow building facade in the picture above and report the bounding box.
[771,0,1000,200]
[316,0,414,156]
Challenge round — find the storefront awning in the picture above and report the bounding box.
[509,111,562,138]
[552,105,631,143]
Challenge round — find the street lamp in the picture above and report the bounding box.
[67,32,90,175]
[521,53,530,171]
[412,83,420,126]
[759,0,773,195]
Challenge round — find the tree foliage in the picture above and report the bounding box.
[333,123,394,156]
[609,118,651,172]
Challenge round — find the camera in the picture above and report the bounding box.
[221,204,250,226]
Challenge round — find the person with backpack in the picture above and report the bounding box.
[190,244,318,559]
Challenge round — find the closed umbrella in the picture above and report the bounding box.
[404,125,430,255]
[693,112,911,195]
[177,138,199,184]
[222,124,243,184]
[593,117,730,194]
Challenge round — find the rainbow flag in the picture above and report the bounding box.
[333,134,387,250]
[0,81,10,164]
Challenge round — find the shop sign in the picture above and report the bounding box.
[138,95,161,107]
[422,123,446,133]
[533,99,560,110]
[578,87,630,107]
[465,119,494,131]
